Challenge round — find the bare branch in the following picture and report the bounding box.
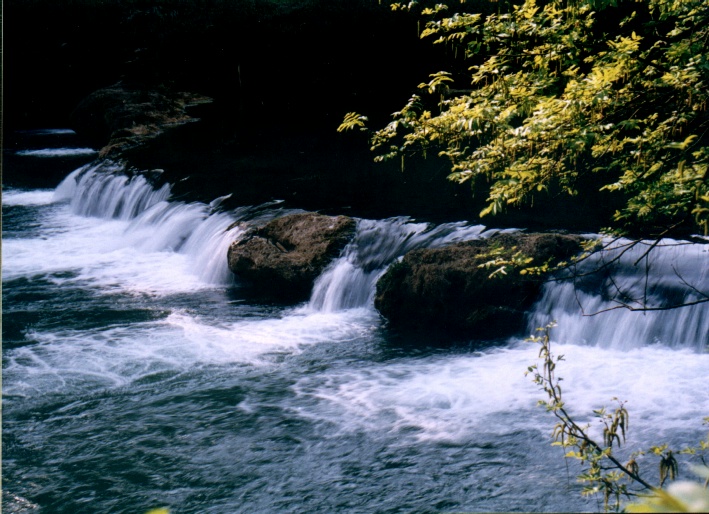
[583,297,709,316]
[672,265,709,300]
[632,222,686,267]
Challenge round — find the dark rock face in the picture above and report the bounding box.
[69,84,211,158]
[228,212,356,301]
[374,232,584,339]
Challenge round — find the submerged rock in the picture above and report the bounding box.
[374,232,584,339]
[227,212,356,301]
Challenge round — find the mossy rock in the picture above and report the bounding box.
[227,212,356,301]
[374,232,584,339]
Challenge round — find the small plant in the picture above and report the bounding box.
[626,466,709,512]
[527,321,708,512]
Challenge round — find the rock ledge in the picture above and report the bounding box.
[228,212,356,300]
[70,84,212,158]
[374,232,584,338]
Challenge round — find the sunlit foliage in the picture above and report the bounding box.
[528,322,709,512]
[343,0,709,237]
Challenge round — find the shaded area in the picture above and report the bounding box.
[3,0,440,132]
[4,0,617,230]
[1,275,170,349]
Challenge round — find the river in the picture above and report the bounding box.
[3,130,708,513]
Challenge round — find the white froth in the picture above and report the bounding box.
[16,148,98,157]
[168,308,377,359]
[5,171,242,292]
[292,342,709,445]
[2,207,209,293]
[529,238,709,351]
[2,189,57,206]
[2,308,381,398]
[4,164,707,457]
[309,218,491,312]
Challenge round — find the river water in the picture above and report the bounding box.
[3,130,708,513]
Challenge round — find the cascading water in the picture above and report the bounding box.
[3,139,708,514]
[48,161,709,341]
[50,161,293,286]
[308,218,497,312]
[55,161,172,220]
[528,238,709,350]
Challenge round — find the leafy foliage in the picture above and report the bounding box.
[337,112,369,132]
[342,0,709,237]
[527,322,709,511]
[626,466,709,512]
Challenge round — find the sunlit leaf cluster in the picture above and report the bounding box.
[527,322,709,512]
[347,0,709,236]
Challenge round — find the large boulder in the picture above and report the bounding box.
[228,212,357,300]
[374,232,584,338]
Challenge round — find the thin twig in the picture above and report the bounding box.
[583,298,709,316]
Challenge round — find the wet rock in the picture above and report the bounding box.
[69,84,212,158]
[227,212,356,301]
[374,232,584,339]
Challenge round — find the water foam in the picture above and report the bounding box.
[293,341,709,446]
[308,218,495,312]
[529,238,709,350]
[167,307,378,361]
[6,189,237,295]
[2,307,381,399]
[124,202,245,285]
[2,189,56,206]
[54,162,171,220]
[16,148,98,158]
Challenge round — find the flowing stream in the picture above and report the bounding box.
[3,131,708,513]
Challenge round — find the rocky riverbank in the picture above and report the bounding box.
[69,84,212,158]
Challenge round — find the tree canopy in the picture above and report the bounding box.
[342,0,709,238]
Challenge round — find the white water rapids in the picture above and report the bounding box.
[3,158,708,513]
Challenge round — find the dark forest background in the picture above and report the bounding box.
[3,0,603,228]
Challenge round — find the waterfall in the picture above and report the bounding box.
[7,135,709,514]
[51,160,708,346]
[122,202,246,285]
[308,218,496,312]
[54,161,171,220]
[528,238,709,350]
[51,161,266,285]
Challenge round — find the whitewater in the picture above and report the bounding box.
[3,144,708,513]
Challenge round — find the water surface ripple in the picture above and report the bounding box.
[3,153,708,514]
